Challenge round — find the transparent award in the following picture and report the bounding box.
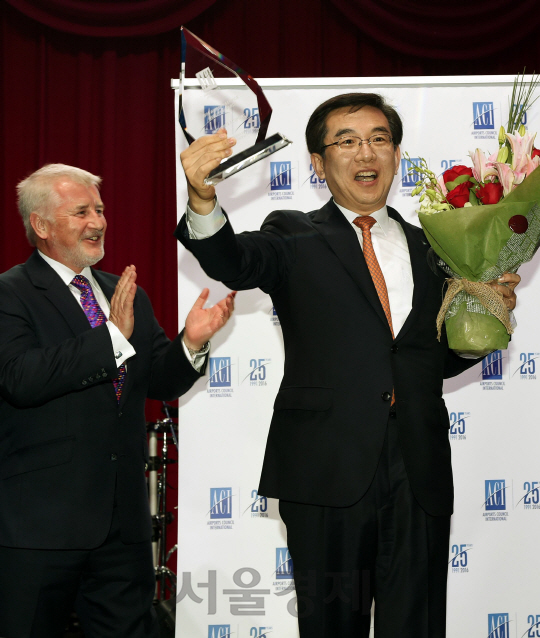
[179,27,292,185]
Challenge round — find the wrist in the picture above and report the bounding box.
[187,193,216,217]
[183,336,210,355]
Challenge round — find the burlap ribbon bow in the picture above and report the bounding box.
[436,278,514,341]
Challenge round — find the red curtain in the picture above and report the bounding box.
[4,0,218,35]
[3,0,540,573]
[4,0,540,319]
[330,0,540,60]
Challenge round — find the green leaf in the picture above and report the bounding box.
[469,190,480,206]
[445,175,473,190]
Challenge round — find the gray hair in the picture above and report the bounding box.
[16,164,102,246]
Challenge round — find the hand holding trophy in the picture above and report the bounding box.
[180,128,237,215]
[178,27,291,186]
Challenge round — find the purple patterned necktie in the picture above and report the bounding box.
[71,274,126,402]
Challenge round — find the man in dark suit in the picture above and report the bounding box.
[0,164,235,638]
[175,93,519,637]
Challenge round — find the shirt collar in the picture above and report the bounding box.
[333,200,390,236]
[38,250,96,288]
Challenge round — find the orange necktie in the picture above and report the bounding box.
[353,215,394,337]
[353,215,395,403]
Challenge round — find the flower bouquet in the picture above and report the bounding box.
[408,73,540,356]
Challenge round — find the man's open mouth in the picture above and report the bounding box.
[355,171,377,182]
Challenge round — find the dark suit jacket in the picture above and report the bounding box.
[0,251,204,549]
[175,200,478,516]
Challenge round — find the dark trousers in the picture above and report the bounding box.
[279,411,451,638]
[0,500,158,638]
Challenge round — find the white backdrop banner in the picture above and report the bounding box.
[173,77,540,638]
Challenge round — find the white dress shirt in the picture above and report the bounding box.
[186,199,414,336]
[37,252,208,370]
[334,202,413,335]
[38,251,135,368]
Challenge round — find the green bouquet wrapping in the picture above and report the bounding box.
[418,167,540,356]
[409,73,540,356]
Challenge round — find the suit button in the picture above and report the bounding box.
[381,391,392,402]
[391,345,398,353]
[102,372,108,378]
[111,453,118,461]
[82,380,88,386]
[118,411,123,417]
[95,373,101,379]
[88,377,94,382]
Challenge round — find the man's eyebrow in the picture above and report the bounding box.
[333,125,390,138]
[72,202,105,212]
[334,128,355,138]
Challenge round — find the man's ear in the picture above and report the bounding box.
[311,153,325,180]
[30,212,49,240]
[394,145,401,176]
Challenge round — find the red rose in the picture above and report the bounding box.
[476,182,503,205]
[446,182,471,208]
[443,165,474,184]
[532,147,540,159]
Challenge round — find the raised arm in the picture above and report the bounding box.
[181,128,236,215]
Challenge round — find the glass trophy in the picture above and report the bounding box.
[179,26,292,185]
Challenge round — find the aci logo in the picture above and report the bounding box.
[485,480,506,511]
[210,488,232,519]
[473,102,495,129]
[204,105,226,133]
[275,547,293,579]
[208,626,231,638]
[487,613,509,638]
[209,357,232,387]
[270,162,292,190]
[400,157,421,187]
[482,351,503,379]
[270,306,280,326]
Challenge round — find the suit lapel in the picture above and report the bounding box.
[310,200,390,331]
[387,207,430,342]
[92,268,116,304]
[24,251,92,337]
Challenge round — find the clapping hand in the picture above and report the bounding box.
[183,288,237,351]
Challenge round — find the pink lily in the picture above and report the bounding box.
[513,171,526,187]
[437,174,448,197]
[469,148,498,183]
[505,131,537,173]
[493,162,517,196]
[522,154,540,178]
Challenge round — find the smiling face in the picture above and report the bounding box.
[310,106,401,216]
[31,179,107,273]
